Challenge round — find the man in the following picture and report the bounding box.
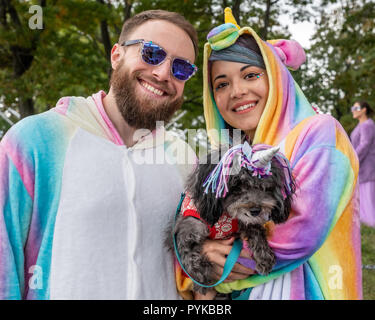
[0,9,254,300]
[0,10,201,300]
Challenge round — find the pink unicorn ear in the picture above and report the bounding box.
[272,39,306,70]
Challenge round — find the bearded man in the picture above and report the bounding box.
[0,10,199,300]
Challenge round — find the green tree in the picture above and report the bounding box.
[0,0,118,119]
[0,0,319,140]
[301,0,375,134]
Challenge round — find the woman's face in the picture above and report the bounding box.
[351,102,366,120]
[211,60,269,140]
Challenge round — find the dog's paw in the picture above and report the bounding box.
[193,284,210,295]
[255,250,276,275]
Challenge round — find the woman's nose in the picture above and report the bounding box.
[230,82,248,99]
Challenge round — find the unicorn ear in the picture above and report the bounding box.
[251,146,280,168]
[241,141,252,160]
[224,7,240,30]
[229,153,242,176]
[271,39,306,70]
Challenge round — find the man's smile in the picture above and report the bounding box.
[138,78,169,97]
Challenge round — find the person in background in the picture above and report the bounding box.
[350,101,375,227]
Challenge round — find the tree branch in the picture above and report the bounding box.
[4,0,21,27]
[232,0,242,25]
[123,0,132,22]
[0,0,7,27]
[261,0,273,39]
[96,0,112,63]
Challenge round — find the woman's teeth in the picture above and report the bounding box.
[141,81,164,96]
[235,102,256,112]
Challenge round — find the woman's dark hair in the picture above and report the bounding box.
[235,34,262,56]
[356,101,373,116]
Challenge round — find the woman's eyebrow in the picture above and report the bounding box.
[213,65,259,83]
[240,64,254,72]
[213,74,226,82]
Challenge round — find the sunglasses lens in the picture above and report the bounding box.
[172,58,195,81]
[351,106,361,112]
[142,43,167,65]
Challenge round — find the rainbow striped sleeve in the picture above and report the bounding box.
[0,111,76,299]
[216,115,361,299]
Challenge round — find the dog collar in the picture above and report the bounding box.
[180,193,238,239]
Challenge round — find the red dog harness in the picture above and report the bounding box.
[180,193,238,239]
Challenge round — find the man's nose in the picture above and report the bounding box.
[152,59,172,82]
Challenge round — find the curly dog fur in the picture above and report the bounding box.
[166,145,296,294]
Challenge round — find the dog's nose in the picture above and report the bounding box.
[250,207,261,217]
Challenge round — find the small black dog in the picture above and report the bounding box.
[167,143,296,294]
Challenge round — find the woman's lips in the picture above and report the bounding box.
[232,101,258,114]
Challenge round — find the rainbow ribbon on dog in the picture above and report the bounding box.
[203,142,294,199]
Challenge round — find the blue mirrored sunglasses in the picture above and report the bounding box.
[351,105,361,112]
[121,39,197,81]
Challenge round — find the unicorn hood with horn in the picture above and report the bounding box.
[178,7,361,300]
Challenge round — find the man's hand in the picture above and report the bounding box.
[202,237,255,282]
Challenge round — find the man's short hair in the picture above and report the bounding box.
[119,10,198,61]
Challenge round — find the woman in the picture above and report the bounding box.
[175,8,362,300]
[350,101,375,227]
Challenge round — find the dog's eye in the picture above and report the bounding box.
[249,207,262,216]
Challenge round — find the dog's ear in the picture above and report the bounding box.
[197,188,224,226]
[271,199,290,224]
[269,161,296,224]
[185,149,225,226]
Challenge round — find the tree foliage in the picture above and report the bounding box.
[0,0,373,138]
[300,0,375,133]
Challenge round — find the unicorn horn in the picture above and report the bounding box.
[224,7,240,30]
[251,146,280,168]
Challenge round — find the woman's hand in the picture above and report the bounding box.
[202,237,255,282]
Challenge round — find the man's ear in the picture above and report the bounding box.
[111,44,123,70]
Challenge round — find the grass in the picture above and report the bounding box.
[361,225,375,299]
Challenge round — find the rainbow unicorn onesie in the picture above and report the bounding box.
[0,90,196,299]
[175,8,362,300]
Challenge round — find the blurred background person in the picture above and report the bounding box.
[350,101,375,227]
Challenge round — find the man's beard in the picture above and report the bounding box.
[110,64,184,131]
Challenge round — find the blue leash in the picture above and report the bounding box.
[173,193,243,288]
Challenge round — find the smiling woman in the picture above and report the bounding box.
[174,7,362,301]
